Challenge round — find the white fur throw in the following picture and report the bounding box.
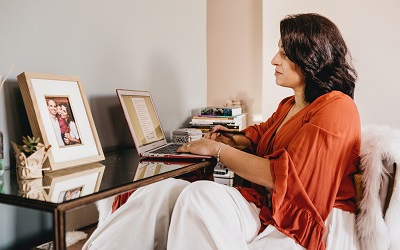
[356,124,400,250]
[96,195,116,226]
[66,231,88,247]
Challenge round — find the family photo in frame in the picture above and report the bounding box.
[17,72,104,170]
[45,96,82,147]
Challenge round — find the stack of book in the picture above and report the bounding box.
[189,106,244,133]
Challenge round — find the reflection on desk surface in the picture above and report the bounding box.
[43,163,105,203]
[16,163,105,203]
[1,149,211,204]
[133,159,201,181]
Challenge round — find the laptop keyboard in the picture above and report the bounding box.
[151,144,182,154]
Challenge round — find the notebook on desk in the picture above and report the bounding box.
[116,89,210,159]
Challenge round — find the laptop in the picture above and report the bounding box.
[116,89,210,159]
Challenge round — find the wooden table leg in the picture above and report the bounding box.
[54,209,66,249]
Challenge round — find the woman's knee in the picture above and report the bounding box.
[128,178,190,204]
[178,180,225,203]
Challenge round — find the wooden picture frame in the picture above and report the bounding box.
[17,72,104,170]
[43,163,105,203]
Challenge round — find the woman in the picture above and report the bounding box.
[84,13,360,250]
[56,102,70,145]
[59,103,81,145]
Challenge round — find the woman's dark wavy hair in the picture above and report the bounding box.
[280,13,357,103]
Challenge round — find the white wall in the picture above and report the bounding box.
[0,1,206,248]
[263,0,400,127]
[0,0,207,168]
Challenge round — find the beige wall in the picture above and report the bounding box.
[208,1,400,128]
[263,0,400,127]
[207,0,263,125]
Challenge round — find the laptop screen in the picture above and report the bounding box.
[117,90,167,151]
[117,89,211,159]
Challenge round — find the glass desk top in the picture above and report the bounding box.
[0,148,214,249]
[0,148,214,206]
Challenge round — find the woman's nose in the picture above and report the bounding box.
[271,52,280,66]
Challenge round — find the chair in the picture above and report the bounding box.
[355,124,400,250]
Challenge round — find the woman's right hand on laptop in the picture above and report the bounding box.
[177,138,222,158]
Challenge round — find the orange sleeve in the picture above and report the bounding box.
[267,92,360,249]
[112,190,136,213]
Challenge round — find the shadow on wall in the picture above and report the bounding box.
[89,95,134,152]
[145,52,188,140]
[4,80,31,166]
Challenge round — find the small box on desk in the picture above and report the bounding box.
[172,128,202,143]
[214,166,234,187]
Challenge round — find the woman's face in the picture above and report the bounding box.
[56,105,62,115]
[271,39,305,91]
[60,105,69,119]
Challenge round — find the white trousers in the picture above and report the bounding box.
[83,179,359,250]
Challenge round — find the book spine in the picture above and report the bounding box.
[190,121,242,126]
[190,119,242,124]
[200,107,242,116]
[197,114,244,119]
[194,116,235,120]
[189,123,242,130]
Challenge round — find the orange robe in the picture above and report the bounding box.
[238,91,361,250]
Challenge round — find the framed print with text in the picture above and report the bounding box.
[17,72,104,170]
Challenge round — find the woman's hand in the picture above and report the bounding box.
[177,137,222,157]
[204,125,251,149]
[203,125,236,147]
[178,134,273,189]
[63,133,71,145]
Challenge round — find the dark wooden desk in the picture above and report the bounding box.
[0,149,215,249]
